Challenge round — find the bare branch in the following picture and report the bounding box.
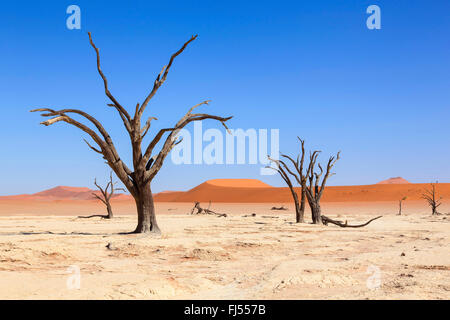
[107,104,132,133]
[267,157,294,188]
[94,178,106,196]
[144,114,232,182]
[141,100,231,172]
[322,215,382,228]
[141,116,158,139]
[139,35,198,117]
[83,139,102,154]
[318,151,340,200]
[30,108,134,189]
[91,192,107,205]
[88,32,132,125]
[32,108,111,148]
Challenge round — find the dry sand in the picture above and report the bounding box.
[0,202,448,299]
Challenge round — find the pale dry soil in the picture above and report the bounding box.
[0,203,448,299]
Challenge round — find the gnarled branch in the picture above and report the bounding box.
[142,101,232,181]
[88,32,132,127]
[30,108,134,191]
[139,35,198,117]
[321,215,382,228]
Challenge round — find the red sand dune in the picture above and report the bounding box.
[0,186,130,201]
[205,179,271,188]
[376,177,410,184]
[1,179,449,206]
[154,179,450,203]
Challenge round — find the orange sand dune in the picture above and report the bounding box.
[153,179,270,201]
[377,177,410,184]
[0,186,130,201]
[205,179,271,188]
[154,180,450,203]
[1,180,449,208]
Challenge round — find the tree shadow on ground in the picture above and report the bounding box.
[0,231,126,236]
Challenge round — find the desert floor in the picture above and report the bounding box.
[0,202,449,299]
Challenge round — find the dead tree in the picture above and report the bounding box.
[398,196,407,215]
[280,138,308,223]
[31,33,232,234]
[304,150,340,225]
[267,157,302,223]
[93,172,125,219]
[267,138,308,223]
[78,173,125,219]
[422,182,442,215]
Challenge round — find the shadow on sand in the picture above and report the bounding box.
[0,231,146,236]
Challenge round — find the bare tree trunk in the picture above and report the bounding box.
[311,202,322,225]
[298,187,306,223]
[289,188,302,223]
[398,200,402,215]
[106,202,113,219]
[133,183,160,234]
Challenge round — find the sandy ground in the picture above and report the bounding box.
[0,202,448,299]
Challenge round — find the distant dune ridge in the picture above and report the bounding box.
[1,186,128,201]
[376,177,410,184]
[154,178,450,203]
[1,177,449,204]
[204,179,271,188]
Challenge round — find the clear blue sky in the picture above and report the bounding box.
[0,0,449,195]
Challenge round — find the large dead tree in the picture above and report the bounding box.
[279,138,308,223]
[422,182,442,215]
[270,145,380,228]
[304,150,340,225]
[268,138,330,224]
[267,156,303,223]
[31,33,232,234]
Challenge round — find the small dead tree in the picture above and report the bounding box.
[422,182,442,215]
[32,33,231,234]
[304,150,340,225]
[267,138,307,223]
[398,196,407,215]
[92,172,125,219]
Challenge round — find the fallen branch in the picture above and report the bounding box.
[78,214,110,219]
[321,215,382,228]
[189,202,227,217]
[271,206,288,211]
[242,213,256,217]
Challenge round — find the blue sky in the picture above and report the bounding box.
[0,0,449,195]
